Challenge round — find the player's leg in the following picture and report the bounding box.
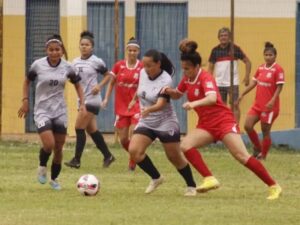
[129,128,162,193]
[232,85,241,123]
[86,116,115,168]
[222,133,281,199]
[115,115,136,170]
[244,110,261,157]
[64,109,92,168]
[181,128,219,192]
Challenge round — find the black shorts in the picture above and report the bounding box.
[85,104,100,115]
[133,126,180,143]
[37,119,67,134]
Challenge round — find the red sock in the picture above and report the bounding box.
[122,140,136,166]
[247,130,261,150]
[261,137,271,157]
[184,148,212,177]
[245,156,275,186]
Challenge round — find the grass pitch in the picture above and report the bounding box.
[0,140,299,225]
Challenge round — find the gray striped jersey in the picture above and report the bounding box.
[72,55,108,106]
[136,69,179,132]
[27,57,80,122]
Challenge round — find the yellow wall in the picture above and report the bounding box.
[2,16,25,133]
[188,17,295,132]
[60,16,87,136]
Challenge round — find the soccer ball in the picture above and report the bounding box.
[77,174,100,196]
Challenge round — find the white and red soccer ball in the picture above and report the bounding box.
[77,174,100,196]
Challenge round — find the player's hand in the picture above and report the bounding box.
[265,101,274,110]
[79,104,87,113]
[18,100,29,118]
[182,102,193,110]
[160,86,171,94]
[235,96,243,106]
[128,99,136,111]
[91,84,101,95]
[243,77,250,86]
[141,107,150,118]
[101,98,108,109]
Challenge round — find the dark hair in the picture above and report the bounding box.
[80,30,94,47]
[127,37,140,48]
[46,34,68,60]
[144,49,175,76]
[179,39,202,66]
[218,27,231,38]
[264,41,277,56]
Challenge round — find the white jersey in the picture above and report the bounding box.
[72,55,108,106]
[136,69,179,132]
[27,57,80,122]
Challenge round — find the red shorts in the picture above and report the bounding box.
[248,106,279,124]
[114,114,140,129]
[197,116,240,141]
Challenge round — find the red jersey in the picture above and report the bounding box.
[177,69,235,126]
[111,60,143,116]
[253,63,284,112]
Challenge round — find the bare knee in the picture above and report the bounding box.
[128,146,145,163]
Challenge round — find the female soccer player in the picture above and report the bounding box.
[161,39,282,200]
[64,31,115,169]
[236,42,284,160]
[102,37,143,171]
[128,49,197,196]
[18,34,85,190]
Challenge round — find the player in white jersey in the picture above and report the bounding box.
[65,31,115,169]
[128,49,197,196]
[18,34,85,190]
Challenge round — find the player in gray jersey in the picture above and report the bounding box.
[18,34,85,190]
[64,31,115,169]
[128,49,197,196]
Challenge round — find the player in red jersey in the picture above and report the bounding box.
[161,39,282,200]
[236,42,284,160]
[103,37,143,170]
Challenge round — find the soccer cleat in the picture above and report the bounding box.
[267,184,282,200]
[128,159,136,171]
[103,155,116,168]
[184,187,197,197]
[49,179,61,191]
[37,166,47,184]
[196,176,220,193]
[64,157,80,169]
[256,152,266,161]
[145,176,164,194]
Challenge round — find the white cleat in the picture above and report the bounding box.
[184,186,197,197]
[145,176,164,194]
[49,179,61,191]
[37,166,47,184]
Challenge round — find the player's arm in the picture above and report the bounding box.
[266,84,283,110]
[242,56,251,86]
[235,79,257,105]
[128,92,138,111]
[207,62,215,75]
[141,97,168,118]
[102,74,116,108]
[183,93,217,110]
[160,86,183,99]
[18,78,30,118]
[92,71,112,95]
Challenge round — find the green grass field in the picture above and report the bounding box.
[0,140,299,225]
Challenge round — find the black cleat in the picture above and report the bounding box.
[252,147,261,158]
[64,157,81,169]
[103,155,116,168]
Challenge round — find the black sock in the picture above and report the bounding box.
[137,155,160,179]
[51,163,61,180]
[39,148,51,167]
[74,129,86,161]
[90,131,112,159]
[177,164,196,187]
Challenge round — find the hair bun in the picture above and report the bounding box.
[179,39,198,54]
[265,41,274,48]
[80,31,94,39]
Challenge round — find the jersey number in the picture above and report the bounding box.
[49,80,59,86]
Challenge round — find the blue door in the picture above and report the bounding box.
[25,0,60,132]
[87,2,125,132]
[136,2,188,133]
